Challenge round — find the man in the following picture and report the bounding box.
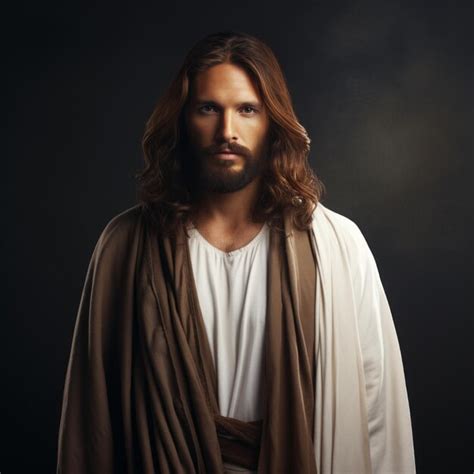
[57,31,416,473]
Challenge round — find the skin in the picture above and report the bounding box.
[184,62,271,252]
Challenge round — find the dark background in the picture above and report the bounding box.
[3,0,472,472]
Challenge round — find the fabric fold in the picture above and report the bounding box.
[58,202,415,473]
[58,204,318,473]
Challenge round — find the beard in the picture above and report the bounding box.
[198,155,263,193]
[183,141,267,194]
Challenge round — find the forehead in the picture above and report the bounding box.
[189,63,262,104]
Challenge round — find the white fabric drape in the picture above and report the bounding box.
[311,203,416,473]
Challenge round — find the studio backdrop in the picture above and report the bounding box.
[3,1,472,472]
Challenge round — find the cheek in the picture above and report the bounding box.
[188,117,216,145]
[246,122,269,149]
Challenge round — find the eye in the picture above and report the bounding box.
[241,105,258,114]
[198,104,218,114]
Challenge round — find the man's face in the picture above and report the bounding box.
[184,62,271,194]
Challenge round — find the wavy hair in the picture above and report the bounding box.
[136,31,325,235]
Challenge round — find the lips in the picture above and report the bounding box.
[213,152,240,159]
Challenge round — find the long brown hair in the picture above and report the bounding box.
[136,31,325,234]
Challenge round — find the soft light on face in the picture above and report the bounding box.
[184,62,271,194]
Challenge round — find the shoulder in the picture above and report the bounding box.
[98,204,144,242]
[311,202,370,253]
[92,204,145,262]
[310,202,380,286]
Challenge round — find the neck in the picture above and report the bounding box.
[192,178,262,231]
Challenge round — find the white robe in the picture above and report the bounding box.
[311,203,416,473]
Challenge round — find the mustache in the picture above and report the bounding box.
[205,143,252,158]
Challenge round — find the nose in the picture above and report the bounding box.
[215,109,238,143]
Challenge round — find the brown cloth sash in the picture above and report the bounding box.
[214,415,262,469]
[56,206,317,473]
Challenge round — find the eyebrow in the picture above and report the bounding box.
[194,99,262,108]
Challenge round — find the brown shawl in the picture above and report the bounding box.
[57,204,317,473]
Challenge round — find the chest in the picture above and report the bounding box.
[187,226,270,334]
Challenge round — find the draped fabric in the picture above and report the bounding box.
[258,211,316,472]
[57,201,416,474]
[310,204,416,473]
[57,204,317,473]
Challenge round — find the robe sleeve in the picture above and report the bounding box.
[347,222,417,473]
[57,209,141,474]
